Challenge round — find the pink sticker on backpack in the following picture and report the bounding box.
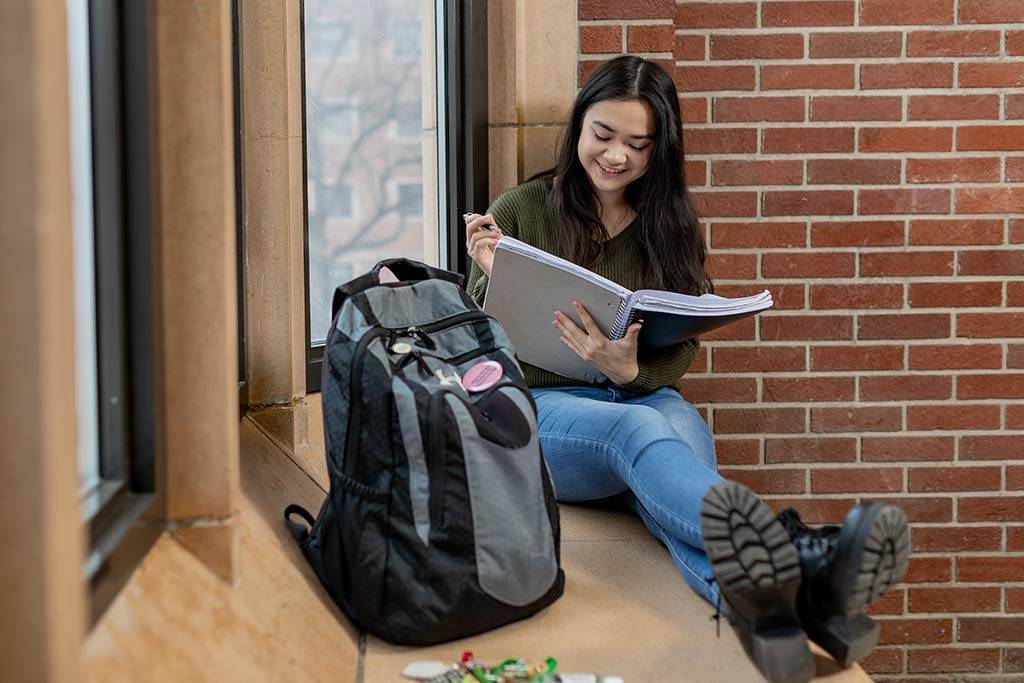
[462,360,503,392]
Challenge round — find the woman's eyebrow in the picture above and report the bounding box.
[593,120,652,140]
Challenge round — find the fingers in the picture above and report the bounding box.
[552,310,586,343]
[572,301,597,334]
[468,235,500,258]
[464,213,501,243]
[558,334,588,360]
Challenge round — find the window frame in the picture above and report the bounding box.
[302,0,488,393]
[83,0,159,624]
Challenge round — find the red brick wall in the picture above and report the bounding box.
[578,0,1024,679]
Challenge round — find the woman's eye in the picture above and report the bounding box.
[594,134,611,141]
[630,144,649,152]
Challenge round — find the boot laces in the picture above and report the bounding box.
[778,507,839,579]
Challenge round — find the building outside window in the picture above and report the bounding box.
[304,0,438,345]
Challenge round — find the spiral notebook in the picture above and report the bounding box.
[482,236,773,382]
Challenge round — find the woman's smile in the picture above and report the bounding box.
[577,98,654,198]
[596,160,627,176]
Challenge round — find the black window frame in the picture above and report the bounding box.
[302,0,489,393]
[84,0,159,624]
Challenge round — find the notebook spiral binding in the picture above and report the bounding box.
[609,302,634,339]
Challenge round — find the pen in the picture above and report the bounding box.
[462,212,497,231]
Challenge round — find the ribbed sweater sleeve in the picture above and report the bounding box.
[466,176,700,392]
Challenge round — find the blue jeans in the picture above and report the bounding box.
[531,385,722,605]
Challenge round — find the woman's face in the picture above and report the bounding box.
[576,98,655,198]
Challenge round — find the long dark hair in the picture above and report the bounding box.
[539,55,711,295]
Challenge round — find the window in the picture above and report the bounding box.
[395,100,421,139]
[71,0,158,621]
[397,182,423,217]
[393,20,420,61]
[306,20,355,61]
[303,0,490,390]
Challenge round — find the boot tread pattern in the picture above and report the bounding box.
[848,506,911,616]
[702,483,801,591]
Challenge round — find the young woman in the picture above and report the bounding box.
[464,56,907,682]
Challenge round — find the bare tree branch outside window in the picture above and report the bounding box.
[304,0,431,342]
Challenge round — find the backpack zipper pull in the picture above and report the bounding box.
[408,325,437,350]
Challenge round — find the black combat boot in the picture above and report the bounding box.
[701,481,814,683]
[777,502,911,667]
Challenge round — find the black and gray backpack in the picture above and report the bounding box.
[284,259,564,645]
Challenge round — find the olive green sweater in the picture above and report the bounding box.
[467,176,700,392]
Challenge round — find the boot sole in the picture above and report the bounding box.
[804,502,911,667]
[701,481,814,683]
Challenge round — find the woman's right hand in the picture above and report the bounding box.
[465,213,503,277]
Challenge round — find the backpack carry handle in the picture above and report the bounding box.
[284,504,316,544]
[332,258,464,320]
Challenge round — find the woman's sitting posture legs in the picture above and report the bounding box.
[531,386,723,602]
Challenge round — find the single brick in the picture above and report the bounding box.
[762,315,854,340]
[909,465,1001,492]
[811,466,903,492]
[763,252,856,278]
[763,1,855,27]
[908,29,1001,56]
[763,190,855,216]
[627,25,675,53]
[960,434,1024,461]
[809,407,903,433]
[862,62,954,89]
[861,374,952,401]
[713,96,805,123]
[907,404,1000,430]
[908,282,1002,308]
[810,283,903,309]
[762,376,855,402]
[912,525,1002,551]
[676,2,758,29]
[909,94,1001,120]
[861,250,954,277]
[810,220,904,247]
[579,25,621,54]
[712,346,806,373]
[811,345,904,372]
[711,221,807,248]
[810,32,901,58]
[909,218,1004,244]
[811,95,902,121]
[580,0,674,20]
[957,312,1024,338]
[719,467,807,494]
[960,0,1024,24]
[862,435,954,462]
[714,407,807,434]
[859,189,951,215]
[906,157,1001,183]
[908,647,1000,673]
[861,0,955,25]
[876,618,952,645]
[859,313,950,339]
[765,437,857,464]
[763,64,856,90]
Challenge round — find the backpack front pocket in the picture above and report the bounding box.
[442,388,558,607]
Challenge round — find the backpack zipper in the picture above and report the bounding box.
[341,310,493,482]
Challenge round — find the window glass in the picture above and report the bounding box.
[304,0,439,344]
[67,0,101,511]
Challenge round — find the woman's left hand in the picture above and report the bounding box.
[553,301,641,386]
